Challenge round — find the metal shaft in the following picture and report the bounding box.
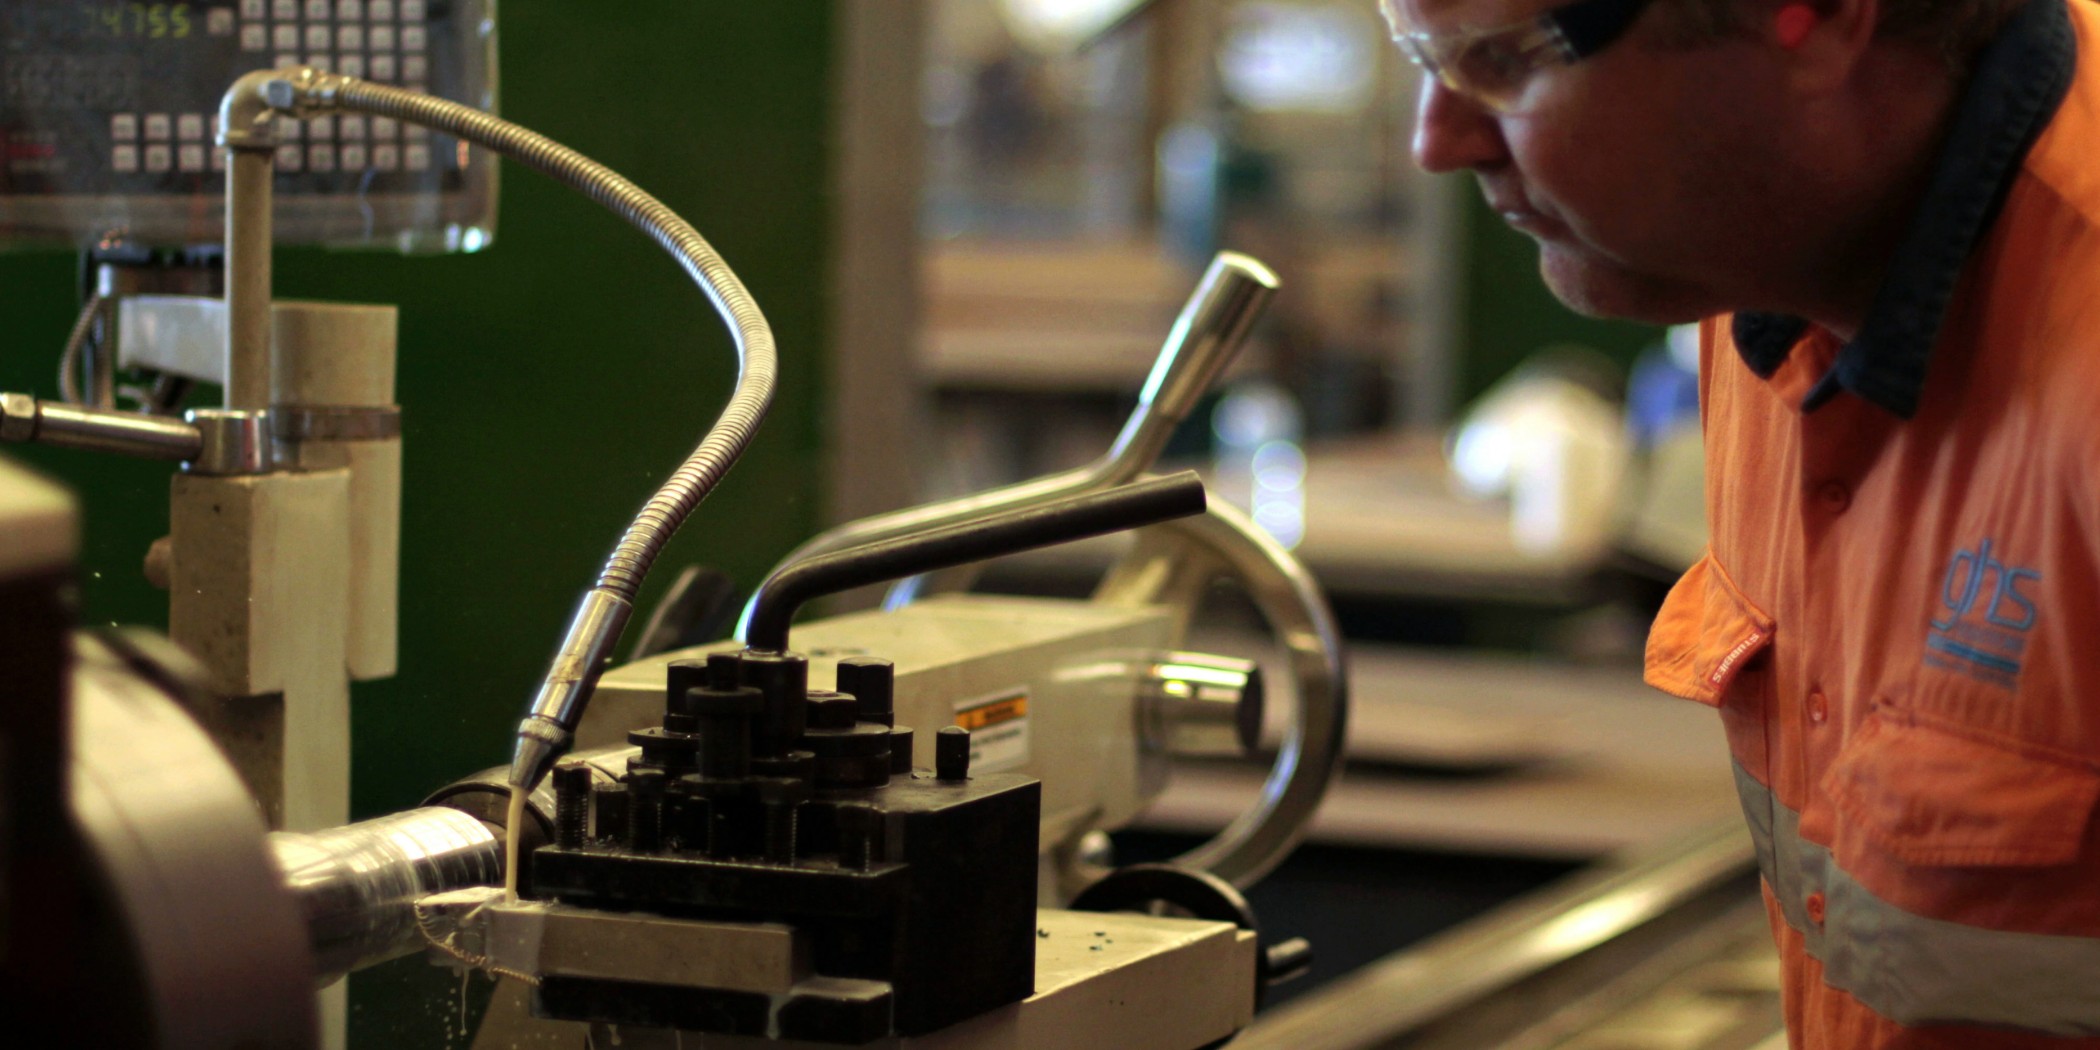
[0,394,204,461]
[222,133,276,411]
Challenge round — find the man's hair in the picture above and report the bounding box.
[1662,0,2025,66]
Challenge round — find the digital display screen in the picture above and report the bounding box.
[0,0,498,249]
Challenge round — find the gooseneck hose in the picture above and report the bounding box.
[219,68,777,793]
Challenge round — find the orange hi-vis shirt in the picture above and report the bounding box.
[1645,0,2100,1045]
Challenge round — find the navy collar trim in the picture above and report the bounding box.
[1732,0,2076,418]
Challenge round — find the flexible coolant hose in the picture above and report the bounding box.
[231,71,777,798]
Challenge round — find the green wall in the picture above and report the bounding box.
[0,5,836,1045]
[1453,184,1662,404]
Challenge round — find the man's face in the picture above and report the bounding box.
[1399,0,1787,323]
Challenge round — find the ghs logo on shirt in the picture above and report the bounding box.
[1925,537,2039,689]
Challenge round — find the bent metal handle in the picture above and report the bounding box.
[741,471,1209,654]
[734,252,1277,637]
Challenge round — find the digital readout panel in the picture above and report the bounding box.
[0,0,495,249]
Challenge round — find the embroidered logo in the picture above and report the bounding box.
[1925,537,2038,688]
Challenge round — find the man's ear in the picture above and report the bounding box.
[1777,0,1881,94]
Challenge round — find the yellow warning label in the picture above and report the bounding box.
[955,693,1028,730]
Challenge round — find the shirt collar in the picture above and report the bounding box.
[1731,0,2076,418]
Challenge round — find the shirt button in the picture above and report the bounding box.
[1807,690,1829,725]
[1813,480,1852,513]
[1806,891,1826,925]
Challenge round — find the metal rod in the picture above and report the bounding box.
[741,471,1209,653]
[223,148,275,411]
[0,394,203,461]
[268,806,504,986]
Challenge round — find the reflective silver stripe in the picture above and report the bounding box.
[1732,762,2100,1036]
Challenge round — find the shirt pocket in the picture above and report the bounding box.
[1822,711,2100,867]
[1645,552,1776,707]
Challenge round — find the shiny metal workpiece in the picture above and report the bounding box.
[270,806,504,985]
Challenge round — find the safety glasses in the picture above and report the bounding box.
[1380,0,1656,113]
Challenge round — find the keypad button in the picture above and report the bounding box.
[306,54,331,72]
[273,24,298,49]
[309,115,334,139]
[405,144,429,171]
[369,54,396,80]
[275,53,299,70]
[144,114,172,140]
[241,0,267,17]
[110,114,139,140]
[401,55,426,80]
[305,24,330,50]
[341,144,368,169]
[272,0,298,19]
[305,0,330,18]
[371,116,397,138]
[241,23,268,50]
[338,24,363,49]
[339,115,366,139]
[177,114,205,141]
[178,144,207,172]
[401,0,424,19]
[373,144,400,171]
[276,143,303,170]
[369,0,394,20]
[211,147,228,172]
[207,8,235,35]
[277,116,302,139]
[111,144,140,173]
[308,144,336,172]
[401,25,425,50]
[405,121,428,141]
[337,0,363,18]
[369,25,395,50]
[338,55,365,78]
[144,145,172,173]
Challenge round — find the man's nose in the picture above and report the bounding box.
[1411,77,1508,174]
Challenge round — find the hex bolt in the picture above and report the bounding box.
[627,769,667,852]
[888,725,915,774]
[835,802,880,871]
[806,690,857,730]
[553,761,593,849]
[835,657,895,727]
[936,726,971,781]
[664,658,709,719]
[707,650,743,690]
[740,650,809,757]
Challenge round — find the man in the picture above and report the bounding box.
[1386,0,2100,1045]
